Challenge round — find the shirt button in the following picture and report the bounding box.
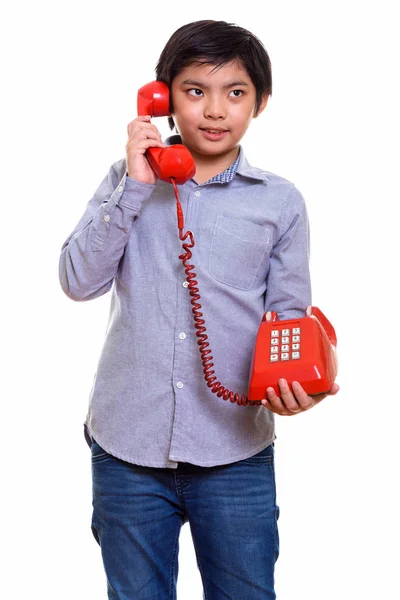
[176,381,184,389]
[104,215,110,222]
[194,190,201,197]
[182,281,189,288]
[179,332,186,340]
[118,185,124,192]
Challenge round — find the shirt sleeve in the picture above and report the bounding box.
[264,185,312,320]
[59,159,155,301]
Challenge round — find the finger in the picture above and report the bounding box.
[127,133,166,146]
[262,387,293,416]
[291,381,317,410]
[127,115,151,133]
[127,120,163,139]
[126,128,165,147]
[131,115,152,125]
[329,382,340,395]
[306,382,340,405]
[128,127,163,143]
[277,379,304,413]
[261,397,293,416]
[126,138,166,155]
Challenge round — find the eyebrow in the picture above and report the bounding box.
[181,79,249,89]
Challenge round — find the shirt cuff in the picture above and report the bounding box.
[113,172,155,211]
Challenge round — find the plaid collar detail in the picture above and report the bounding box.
[203,154,240,184]
[164,135,269,183]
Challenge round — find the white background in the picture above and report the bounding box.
[2,1,399,598]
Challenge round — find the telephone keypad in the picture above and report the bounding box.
[269,326,301,362]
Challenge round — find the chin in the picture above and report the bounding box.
[196,140,236,155]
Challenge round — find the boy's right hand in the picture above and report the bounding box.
[125,116,166,184]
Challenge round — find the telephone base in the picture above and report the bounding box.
[248,308,338,402]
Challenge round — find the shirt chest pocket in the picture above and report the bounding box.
[208,215,271,290]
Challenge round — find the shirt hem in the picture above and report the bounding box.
[168,434,276,467]
[84,423,179,468]
[84,423,275,469]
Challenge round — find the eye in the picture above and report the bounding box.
[229,89,244,97]
[187,88,203,97]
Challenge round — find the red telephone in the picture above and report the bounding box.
[248,306,338,400]
[137,81,338,407]
[137,81,196,184]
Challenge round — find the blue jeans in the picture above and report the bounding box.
[90,440,279,599]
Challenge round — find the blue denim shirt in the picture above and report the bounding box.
[59,137,311,468]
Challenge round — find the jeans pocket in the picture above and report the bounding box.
[243,443,274,464]
[91,439,113,463]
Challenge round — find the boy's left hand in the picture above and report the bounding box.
[261,379,339,416]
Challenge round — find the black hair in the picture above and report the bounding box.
[155,20,272,130]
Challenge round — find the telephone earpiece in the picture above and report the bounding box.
[137,81,171,117]
[137,81,196,185]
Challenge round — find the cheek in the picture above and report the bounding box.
[174,104,201,130]
[236,110,255,133]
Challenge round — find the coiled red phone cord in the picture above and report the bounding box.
[171,179,261,407]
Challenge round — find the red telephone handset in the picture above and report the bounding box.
[137,81,196,185]
[248,306,338,400]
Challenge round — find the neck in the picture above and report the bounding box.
[190,147,239,185]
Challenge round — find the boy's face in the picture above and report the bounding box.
[170,59,268,161]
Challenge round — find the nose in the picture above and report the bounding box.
[204,95,226,120]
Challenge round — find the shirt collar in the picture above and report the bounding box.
[164,135,269,184]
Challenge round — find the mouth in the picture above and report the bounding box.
[200,127,228,133]
[200,127,229,141]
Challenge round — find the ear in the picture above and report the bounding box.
[253,94,269,118]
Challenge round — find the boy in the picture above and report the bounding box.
[59,20,338,600]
